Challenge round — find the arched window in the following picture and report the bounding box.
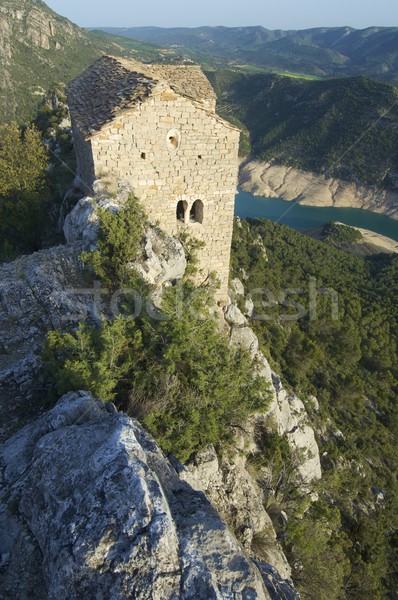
[176,200,188,223]
[190,199,204,224]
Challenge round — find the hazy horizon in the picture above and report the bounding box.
[44,0,398,30]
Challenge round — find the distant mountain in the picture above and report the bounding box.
[97,25,398,83]
[0,0,171,123]
[208,70,398,190]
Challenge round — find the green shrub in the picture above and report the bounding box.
[136,280,271,461]
[44,192,271,469]
[321,221,363,244]
[43,262,271,462]
[81,193,149,291]
[42,317,142,402]
[286,502,351,600]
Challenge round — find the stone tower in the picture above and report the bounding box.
[67,56,240,301]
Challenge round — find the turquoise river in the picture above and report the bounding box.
[235,191,398,243]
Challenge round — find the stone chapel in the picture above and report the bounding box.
[67,55,240,301]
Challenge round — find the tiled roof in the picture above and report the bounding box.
[117,58,216,106]
[67,55,217,138]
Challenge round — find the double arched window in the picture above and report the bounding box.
[176,199,204,225]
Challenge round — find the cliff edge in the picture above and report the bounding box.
[0,391,299,599]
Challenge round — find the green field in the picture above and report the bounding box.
[270,69,325,80]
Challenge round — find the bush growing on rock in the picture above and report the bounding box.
[43,282,271,462]
[44,197,271,462]
[43,317,142,402]
[81,193,149,290]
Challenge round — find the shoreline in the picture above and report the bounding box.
[334,222,398,254]
[239,160,398,222]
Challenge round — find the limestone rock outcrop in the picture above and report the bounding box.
[0,0,94,122]
[177,445,293,581]
[62,195,112,247]
[240,160,398,220]
[162,288,322,592]
[63,194,187,288]
[0,219,185,442]
[0,391,299,600]
[0,201,309,599]
[224,287,322,488]
[0,245,88,442]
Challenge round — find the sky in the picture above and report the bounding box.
[45,0,398,30]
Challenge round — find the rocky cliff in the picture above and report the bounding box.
[0,0,95,121]
[0,193,324,598]
[0,0,163,123]
[0,390,300,599]
[0,199,186,443]
[239,160,398,220]
[180,279,321,580]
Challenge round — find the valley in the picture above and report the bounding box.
[97,25,398,84]
[1,3,398,599]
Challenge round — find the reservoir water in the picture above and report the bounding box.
[235,191,398,243]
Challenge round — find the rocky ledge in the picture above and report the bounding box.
[0,391,300,600]
[0,206,185,442]
[240,160,398,220]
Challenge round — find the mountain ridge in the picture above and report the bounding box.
[96,25,398,83]
[0,0,171,123]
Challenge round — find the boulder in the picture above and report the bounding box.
[230,325,259,356]
[0,391,301,599]
[63,196,100,246]
[134,228,186,287]
[229,277,245,298]
[224,302,247,326]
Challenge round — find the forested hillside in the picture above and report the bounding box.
[0,0,175,123]
[208,70,398,190]
[231,218,398,598]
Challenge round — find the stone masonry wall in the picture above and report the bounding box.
[87,89,240,301]
[71,123,95,195]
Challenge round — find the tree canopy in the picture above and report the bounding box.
[0,122,49,259]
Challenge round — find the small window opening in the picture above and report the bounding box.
[190,199,204,224]
[166,129,181,151]
[141,152,146,159]
[198,155,202,159]
[176,200,188,223]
